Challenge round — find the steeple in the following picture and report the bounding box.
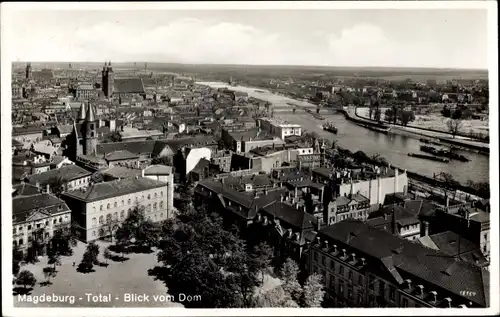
[85,102,95,122]
[77,102,86,122]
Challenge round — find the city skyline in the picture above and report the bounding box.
[6,8,490,69]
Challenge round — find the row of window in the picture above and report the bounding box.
[91,212,166,237]
[95,192,165,211]
[91,201,166,226]
[14,216,68,233]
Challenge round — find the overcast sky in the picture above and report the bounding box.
[7,9,489,69]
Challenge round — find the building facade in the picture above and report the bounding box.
[13,194,72,255]
[62,177,173,242]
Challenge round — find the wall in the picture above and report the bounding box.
[184,147,211,175]
[144,174,175,218]
[338,171,409,208]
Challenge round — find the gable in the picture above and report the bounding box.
[26,209,52,221]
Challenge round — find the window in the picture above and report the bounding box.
[330,260,335,271]
[106,214,112,222]
[13,228,16,234]
[28,225,32,230]
[348,270,353,280]
[121,211,125,219]
[99,216,104,224]
[379,281,385,296]
[368,275,374,290]
[339,265,344,275]
[154,193,157,198]
[147,204,151,212]
[160,213,163,218]
[13,241,17,247]
[114,202,118,208]
[161,191,164,197]
[45,221,49,226]
[153,203,157,210]
[148,194,151,200]
[92,217,97,226]
[59,217,62,223]
[142,195,144,200]
[358,275,363,286]
[314,252,318,262]
[121,200,124,205]
[53,219,57,224]
[159,201,164,209]
[358,291,363,305]
[107,203,110,209]
[19,239,23,245]
[389,286,396,301]
[402,298,408,308]
[339,280,344,295]
[113,212,118,220]
[128,199,131,205]
[347,287,353,300]
[321,255,325,266]
[329,276,335,289]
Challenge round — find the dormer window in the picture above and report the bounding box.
[405,279,412,289]
[430,291,437,303]
[416,285,424,296]
[444,297,452,308]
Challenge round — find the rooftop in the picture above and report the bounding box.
[62,177,167,202]
[114,78,145,94]
[143,164,173,175]
[13,194,70,223]
[100,166,142,180]
[26,165,92,185]
[318,220,489,307]
[104,150,140,162]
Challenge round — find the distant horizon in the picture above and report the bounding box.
[12,61,489,73]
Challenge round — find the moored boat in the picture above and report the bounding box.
[408,152,450,163]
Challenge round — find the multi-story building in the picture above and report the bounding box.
[257,118,302,140]
[325,194,371,224]
[142,165,174,216]
[61,177,173,242]
[336,167,409,211]
[13,193,72,254]
[211,150,232,173]
[25,164,92,193]
[75,83,98,100]
[309,220,489,308]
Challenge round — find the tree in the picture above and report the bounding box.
[373,108,381,122]
[13,260,21,276]
[353,150,369,165]
[251,242,274,284]
[398,110,415,126]
[109,130,122,142]
[43,267,56,284]
[102,216,120,242]
[452,109,463,120]
[442,105,451,117]
[279,258,302,303]
[48,227,76,259]
[16,270,37,289]
[254,286,299,307]
[446,119,463,138]
[46,176,65,197]
[302,273,325,307]
[103,248,112,264]
[47,249,61,270]
[384,108,395,123]
[78,252,94,273]
[118,205,160,251]
[86,242,100,264]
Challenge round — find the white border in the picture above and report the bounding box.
[1,2,498,316]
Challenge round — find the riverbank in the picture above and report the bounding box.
[196,81,489,184]
[345,108,489,155]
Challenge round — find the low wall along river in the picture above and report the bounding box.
[196,82,489,184]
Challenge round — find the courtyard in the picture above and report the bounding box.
[13,240,184,308]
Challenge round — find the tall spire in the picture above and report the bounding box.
[78,102,86,121]
[85,102,95,122]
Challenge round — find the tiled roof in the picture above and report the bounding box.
[318,220,489,307]
[104,150,139,161]
[143,164,173,175]
[101,166,142,179]
[13,194,70,223]
[13,183,40,197]
[114,78,145,94]
[263,201,317,231]
[97,140,157,156]
[13,126,47,136]
[26,165,92,185]
[62,177,167,202]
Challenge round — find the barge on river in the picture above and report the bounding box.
[408,152,450,163]
[420,145,470,162]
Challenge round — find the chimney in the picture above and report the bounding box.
[416,285,424,296]
[317,218,323,231]
[46,184,50,193]
[446,196,450,208]
[264,187,268,195]
[295,232,300,241]
[430,291,437,303]
[394,168,399,193]
[423,221,429,237]
[36,182,40,189]
[391,207,397,235]
[360,257,366,266]
[280,194,284,202]
[295,202,299,209]
[324,240,329,250]
[316,236,321,245]
[342,248,347,258]
[351,253,356,263]
[383,213,388,220]
[333,244,338,253]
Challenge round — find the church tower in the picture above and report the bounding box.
[77,102,86,123]
[25,62,32,80]
[101,61,114,98]
[83,102,98,156]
